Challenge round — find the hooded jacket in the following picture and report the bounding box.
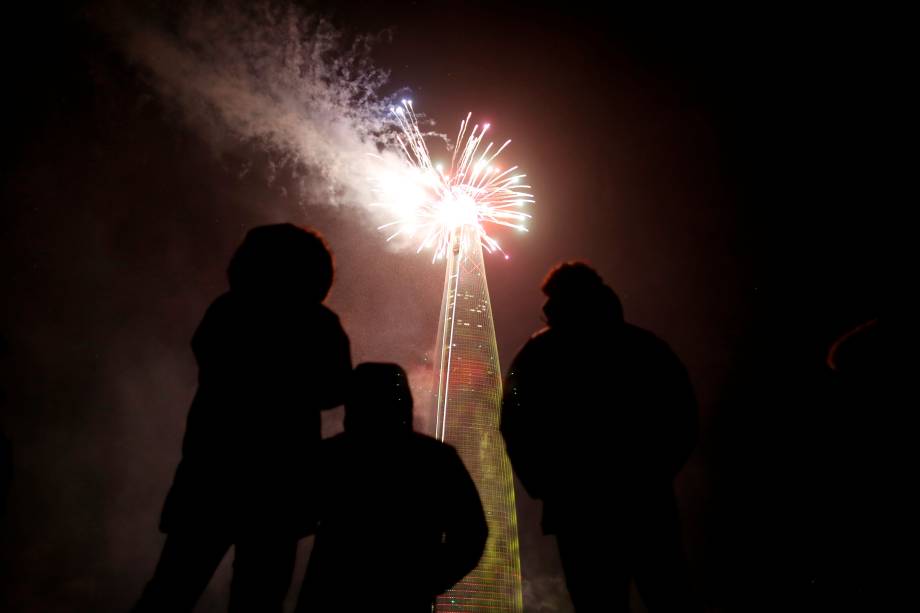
[160,291,352,537]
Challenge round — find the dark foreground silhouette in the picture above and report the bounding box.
[1,335,11,519]
[0,432,9,518]
[502,262,700,612]
[296,362,487,613]
[822,318,905,610]
[132,224,352,613]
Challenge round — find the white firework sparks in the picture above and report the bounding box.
[372,100,533,261]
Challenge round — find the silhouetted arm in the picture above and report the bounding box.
[430,447,488,596]
[0,433,10,517]
[314,321,352,411]
[657,349,699,479]
[501,340,551,499]
[297,311,352,412]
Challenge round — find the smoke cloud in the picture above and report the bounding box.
[104,1,404,209]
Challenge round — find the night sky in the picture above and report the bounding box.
[1,2,891,611]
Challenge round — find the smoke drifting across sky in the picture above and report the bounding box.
[102,0,457,430]
[107,1,402,208]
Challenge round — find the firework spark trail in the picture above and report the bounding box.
[373,100,534,261]
[111,1,533,255]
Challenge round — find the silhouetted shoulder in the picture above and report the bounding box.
[321,431,348,450]
[314,303,341,321]
[318,431,357,462]
[312,303,346,332]
[623,322,660,341]
[622,322,664,345]
[318,431,452,462]
[196,292,342,327]
[419,435,472,475]
[1,432,10,516]
[509,326,554,362]
[621,323,684,361]
[408,431,457,454]
[191,291,233,339]
[206,291,235,314]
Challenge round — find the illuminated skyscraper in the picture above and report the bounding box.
[432,225,523,612]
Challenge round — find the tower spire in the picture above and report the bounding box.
[433,225,523,612]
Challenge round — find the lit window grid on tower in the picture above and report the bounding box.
[433,225,523,612]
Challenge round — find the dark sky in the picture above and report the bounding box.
[1,2,892,611]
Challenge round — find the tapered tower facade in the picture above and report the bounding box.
[432,225,523,612]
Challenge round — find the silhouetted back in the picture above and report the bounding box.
[1,334,10,518]
[0,432,9,518]
[502,264,697,528]
[133,225,351,613]
[501,262,700,612]
[297,363,487,613]
[160,224,352,538]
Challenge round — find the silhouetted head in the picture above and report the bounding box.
[345,363,414,437]
[541,261,624,329]
[227,224,333,302]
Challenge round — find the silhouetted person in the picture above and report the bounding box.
[296,363,487,613]
[0,432,9,519]
[132,224,352,613]
[501,262,699,612]
[1,334,10,519]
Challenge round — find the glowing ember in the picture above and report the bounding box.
[372,100,533,261]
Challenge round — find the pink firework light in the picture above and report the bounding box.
[373,100,534,261]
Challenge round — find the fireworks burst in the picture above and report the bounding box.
[373,100,533,261]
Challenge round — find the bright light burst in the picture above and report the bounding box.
[373,100,533,261]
